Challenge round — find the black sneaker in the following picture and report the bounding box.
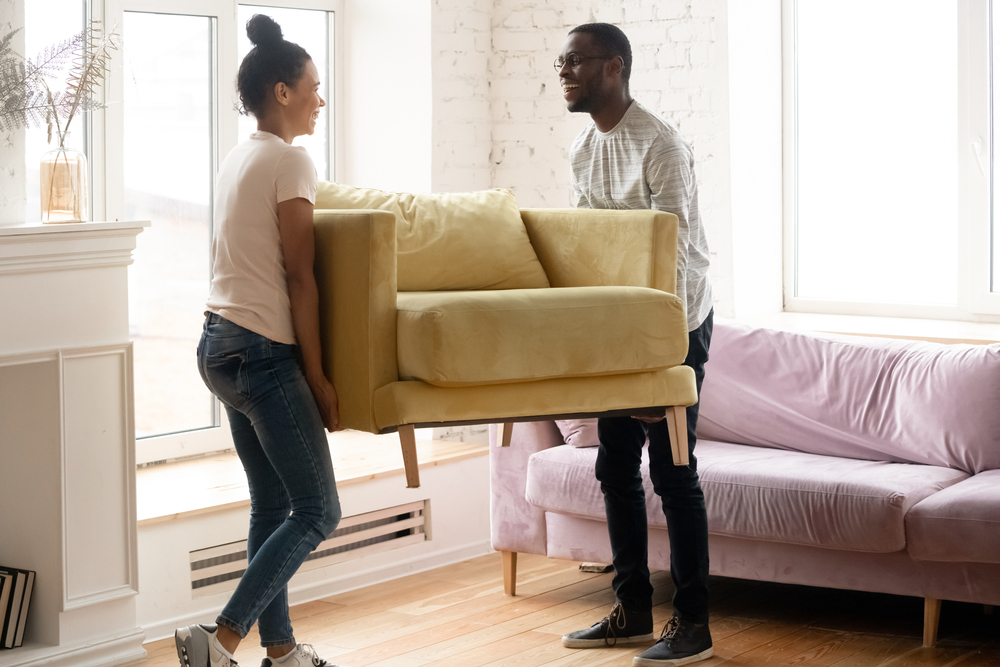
[562,602,654,648]
[633,616,713,666]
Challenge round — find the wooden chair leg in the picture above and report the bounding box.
[496,422,513,447]
[664,405,689,466]
[398,424,420,488]
[502,550,517,596]
[923,597,941,647]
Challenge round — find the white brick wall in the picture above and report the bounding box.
[431,0,734,316]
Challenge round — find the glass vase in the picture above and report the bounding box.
[40,147,89,223]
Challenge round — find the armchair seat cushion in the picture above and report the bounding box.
[396,286,688,387]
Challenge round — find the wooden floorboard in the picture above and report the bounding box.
[134,553,1000,667]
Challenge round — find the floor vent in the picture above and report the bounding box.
[189,500,427,598]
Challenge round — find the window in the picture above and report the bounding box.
[124,12,216,439]
[783,0,998,319]
[99,0,341,463]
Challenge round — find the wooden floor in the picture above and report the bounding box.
[138,553,1000,667]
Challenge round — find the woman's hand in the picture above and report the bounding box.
[307,373,341,432]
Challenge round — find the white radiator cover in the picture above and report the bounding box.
[189,501,428,598]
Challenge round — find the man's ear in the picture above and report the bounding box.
[273,81,290,107]
[607,55,624,78]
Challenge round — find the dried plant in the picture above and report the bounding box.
[0,21,119,147]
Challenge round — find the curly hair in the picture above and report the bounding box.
[237,14,311,118]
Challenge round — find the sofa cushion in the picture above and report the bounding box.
[905,470,1000,564]
[396,286,688,387]
[698,320,1000,475]
[525,440,968,553]
[315,183,549,291]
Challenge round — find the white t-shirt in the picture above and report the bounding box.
[206,131,317,344]
[570,100,713,332]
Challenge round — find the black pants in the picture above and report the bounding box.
[596,309,713,624]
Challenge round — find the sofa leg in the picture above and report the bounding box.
[398,424,420,488]
[497,422,513,447]
[664,405,689,466]
[923,597,941,647]
[502,550,517,596]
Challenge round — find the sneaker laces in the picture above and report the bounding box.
[599,602,628,646]
[658,615,681,643]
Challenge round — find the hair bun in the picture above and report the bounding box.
[246,14,283,47]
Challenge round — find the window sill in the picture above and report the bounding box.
[136,430,487,527]
[733,312,1000,344]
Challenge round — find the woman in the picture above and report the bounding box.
[174,14,341,667]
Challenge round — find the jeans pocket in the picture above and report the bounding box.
[202,350,250,407]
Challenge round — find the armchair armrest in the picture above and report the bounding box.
[520,208,679,294]
[313,209,398,433]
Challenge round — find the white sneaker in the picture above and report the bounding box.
[259,643,340,667]
[174,624,239,667]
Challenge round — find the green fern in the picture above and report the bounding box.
[0,22,119,145]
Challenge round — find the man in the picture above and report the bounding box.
[556,23,715,667]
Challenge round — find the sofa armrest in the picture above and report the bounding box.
[490,421,566,556]
[520,208,679,295]
[314,209,398,433]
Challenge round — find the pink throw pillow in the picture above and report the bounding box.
[555,419,600,448]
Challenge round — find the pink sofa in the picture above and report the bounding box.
[490,320,1000,646]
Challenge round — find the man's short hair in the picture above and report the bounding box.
[568,23,633,84]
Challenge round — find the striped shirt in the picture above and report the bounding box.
[570,100,713,332]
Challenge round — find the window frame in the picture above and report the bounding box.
[781,0,1000,321]
[98,0,343,464]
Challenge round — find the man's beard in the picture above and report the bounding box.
[567,93,597,114]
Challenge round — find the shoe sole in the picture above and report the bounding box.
[174,626,209,667]
[633,646,714,666]
[562,633,654,648]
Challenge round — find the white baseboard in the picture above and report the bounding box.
[141,539,493,643]
[0,628,146,667]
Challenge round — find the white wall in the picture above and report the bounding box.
[340,0,432,192]
[0,0,25,226]
[728,0,783,316]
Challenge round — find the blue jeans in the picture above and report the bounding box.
[596,309,713,625]
[197,313,341,646]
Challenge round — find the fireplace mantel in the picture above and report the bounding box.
[0,220,149,667]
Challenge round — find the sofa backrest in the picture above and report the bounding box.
[316,182,549,292]
[697,320,1000,475]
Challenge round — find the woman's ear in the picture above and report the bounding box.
[273,81,290,107]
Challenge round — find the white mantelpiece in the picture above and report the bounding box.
[0,221,148,667]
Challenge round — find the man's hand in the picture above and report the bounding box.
[307,374,341,432]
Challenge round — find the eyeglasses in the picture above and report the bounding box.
[553,53,614,72]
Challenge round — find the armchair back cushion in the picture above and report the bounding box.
[316,183,549,291]
[520,208,679,294]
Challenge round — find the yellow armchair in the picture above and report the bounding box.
[313,186,698,488]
